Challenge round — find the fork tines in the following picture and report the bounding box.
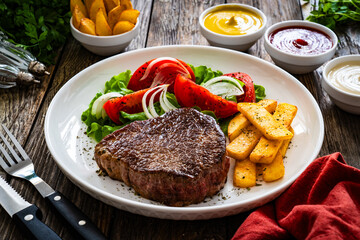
[0,124,30,169]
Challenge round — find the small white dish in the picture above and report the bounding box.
[199,4,267,51]
[264,20,338,74]
[44,45,324,220]
[70,17,140,56]
[322,55,360,114]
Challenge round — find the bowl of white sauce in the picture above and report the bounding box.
[322,55,360,114]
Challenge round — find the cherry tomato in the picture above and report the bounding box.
[127,58,195,92]
[103,88,159,124]
[223,72,256,102]
[174,74,238,119]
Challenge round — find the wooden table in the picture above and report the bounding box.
[1,0,359,239]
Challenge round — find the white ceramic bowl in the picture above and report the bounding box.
[199,4,267,51]
[70,17,140,56]
[264,20,338,74]
[322,55,360,114]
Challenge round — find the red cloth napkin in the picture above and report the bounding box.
[232,152,360,240]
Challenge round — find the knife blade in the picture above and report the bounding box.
[0,176,61,240]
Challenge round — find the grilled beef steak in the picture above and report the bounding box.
[94,108,229,206]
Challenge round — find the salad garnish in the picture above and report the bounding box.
[81,58,266,142]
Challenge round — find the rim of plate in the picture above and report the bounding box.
[44,45,324,215]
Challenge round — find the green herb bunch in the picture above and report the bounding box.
[305,0,360,30]
[0,0,72,64]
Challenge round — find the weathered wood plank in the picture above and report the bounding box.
[0,0,152,238]
[146,0,224,47]
[301,0,360,167]
[1,0,360,239]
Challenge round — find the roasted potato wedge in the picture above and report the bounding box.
[89,0,107,22]
[71,0,88,16]
[118,9,139,25]
[120,0,133,10]
[96,8,112,36]
[104,0,119,12]
[73,5,87,29]
[84,0,94,13]
[79,18,96,35]
[113,20,134,35]
[108,5,125,29]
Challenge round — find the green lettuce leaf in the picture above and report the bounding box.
[190,65,223,85]
[255,84,266,102]
[104,70,133,95]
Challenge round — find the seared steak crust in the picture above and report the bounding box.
[94,108,229,206]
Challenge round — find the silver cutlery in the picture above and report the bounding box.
[0,124,107,240]
[0,176,61,240]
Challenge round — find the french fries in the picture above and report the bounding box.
[237,103,293,140]
[249,138,282,164]
[249,103,297,164]
[279,127,294,158]
[228,100,297,188]
[261,151,285,182]
[228,99,277,142]
[226,125,263,160]
[233,158,257,188]
[71,0,138,36]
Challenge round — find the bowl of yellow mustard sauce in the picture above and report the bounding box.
[199,4,267,51]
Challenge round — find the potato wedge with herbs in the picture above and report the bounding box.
[89,0,107,22]
[71,0,88,16]
[73,5,87,29]
[118,9,139,25]
[79,18,96,35]
[233,158,257,188]
[108,5,125,29]
[96,8,112,36]
[113,20,134,35]
[120,0,133,10]
[104,0,119,12]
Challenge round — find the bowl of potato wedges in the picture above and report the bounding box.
[70,0,140,56]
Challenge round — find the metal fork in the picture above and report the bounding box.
[0,124,107,240]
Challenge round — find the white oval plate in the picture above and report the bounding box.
[44,45,324,220]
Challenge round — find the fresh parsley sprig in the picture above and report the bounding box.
[304,0,360,30]
[0,0,71,64]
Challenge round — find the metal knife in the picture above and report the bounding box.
[0,176,61,240]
